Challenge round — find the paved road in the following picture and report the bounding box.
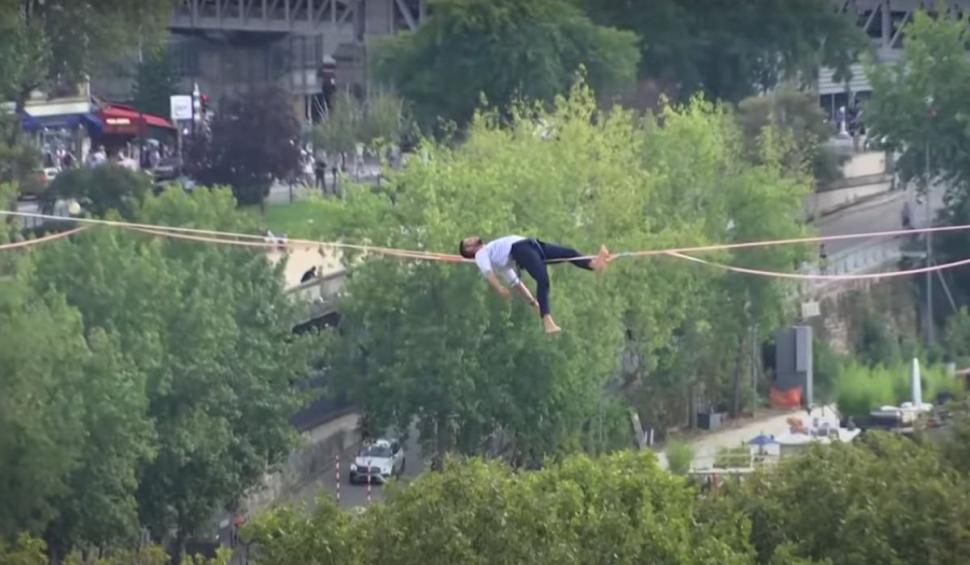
[655,406,839,470]
[293,430,428,510]
[817,182,946,255]
[266,165,383,205]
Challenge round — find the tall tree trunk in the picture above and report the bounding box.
[172,525,187,565]
[731,333,745,418]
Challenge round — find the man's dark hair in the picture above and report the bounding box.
[459,239,474,259]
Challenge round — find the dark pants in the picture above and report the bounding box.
[509,239,593,317]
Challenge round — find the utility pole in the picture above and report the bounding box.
[925,96,935,347]
[925,138,934,346]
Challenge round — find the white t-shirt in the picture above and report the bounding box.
[474,235,525,286]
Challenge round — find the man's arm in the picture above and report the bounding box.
[484,271,511,298]
[512,281,539,310]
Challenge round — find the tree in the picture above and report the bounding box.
[864,11,970,310]
[943,307,970,364]
[27,189,323,560]
[0,0,174,142]
[371,0,639,127]
[246,452,753,564]
[737,87,845,186]
[186,87,302,209]
[290,82,810,460]
[709,433,970,564]
[313,91,414,157]
[580,0,868,103]
[665,441,695,475]
[865,11,970,189]
[44,164,153,219]
[0,278,91,537]
[132,46,181,120]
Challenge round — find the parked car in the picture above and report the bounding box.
[349,439,405,484]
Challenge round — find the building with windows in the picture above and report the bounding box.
[93,0,425,121]
[819,0,970,118]
[89,1,970,125]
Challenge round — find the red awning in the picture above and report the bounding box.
[143,113,174,129]
[99,104,175,136]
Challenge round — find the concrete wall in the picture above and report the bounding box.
[805,151,892,219]
[241,412,360,516]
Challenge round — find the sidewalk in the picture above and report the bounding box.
[654,406,838,470]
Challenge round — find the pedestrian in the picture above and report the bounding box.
[818,244,829,274]
[354,142,365,180]
[458,235,611,334]
[315,156,327,193]
[902,201,913,229]
[301,266,318,283]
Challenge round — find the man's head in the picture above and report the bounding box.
[459,236,484,259]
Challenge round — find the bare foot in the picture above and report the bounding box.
[543,316,562,334]
[590,245,612,272]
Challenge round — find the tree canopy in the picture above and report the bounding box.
[709,433,970,564]
[289,83,810,462]
[371,0,640,127]
[581,0,868,103]
[186,87,303,207]
[863,11,970,309]
[246,452,753,565]
[132,46,181,120]
[246,433,970,565]
[0,0,173,116]
[0,188,323,560]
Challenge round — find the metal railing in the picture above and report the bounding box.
[286,268,345,324]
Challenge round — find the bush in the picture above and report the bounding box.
[836,363,898,417]
[709,433,970,564]
[836,361,965,417]
[714,446,752,469]
[665,440,695,475]
[45,165,152,219]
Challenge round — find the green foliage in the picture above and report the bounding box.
[0,114,41,193]
[942,410,970,476]
[247,452,754,564]
[866,11,970,312]
[132,46,181,119]
[943,307,970,365]
[371,0,640,127]
[0,276,93,536]
[313,91,413,155]
[710,433,970,565]
[295,81,809,456]
[186,87,302,207]
[736,87,845,186]
[665,440,695,475]
[713,446,752,469]
[0,0,173,138]
[865,10,970,189]
[836,361,964,417]
[834,363,897,417]
[1,188,323,559]
[581,0,868,102]
[243,496,358,565]
[812,339,845,404]
[45,164,153,219]
[0,533,47,565]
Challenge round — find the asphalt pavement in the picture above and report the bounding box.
[817,183,946,254]
[292,430,428,510]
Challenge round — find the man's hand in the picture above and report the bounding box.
[496,286,511,300]
[513,281,538,311]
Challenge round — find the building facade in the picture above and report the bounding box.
[93,0,425,121]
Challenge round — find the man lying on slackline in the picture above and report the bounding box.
[459,235,611,334]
